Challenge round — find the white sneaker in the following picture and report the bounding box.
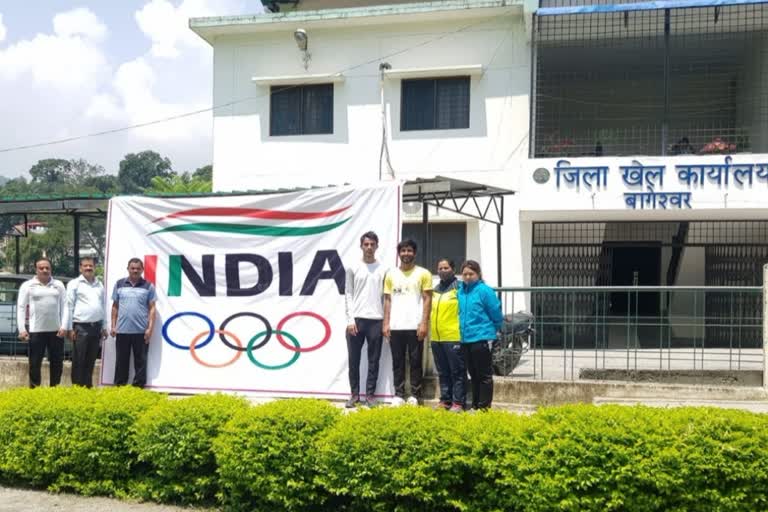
[391,396,405,407]
[406,396,419,406]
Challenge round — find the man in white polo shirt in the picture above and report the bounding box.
[62,257,107,388]
[17,257,67,388]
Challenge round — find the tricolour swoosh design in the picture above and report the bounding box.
[149,218,352,236]
[151,205,351,223]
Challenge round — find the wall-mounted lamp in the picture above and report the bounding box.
[293,28,311,70]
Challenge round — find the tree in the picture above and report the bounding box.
[3,215,75,275]
[145,174,212,194]
[82,174,120,194]
[69,159,107,184]
[192,164,212,182]
[29,159,72,185]
[118,151,173,193]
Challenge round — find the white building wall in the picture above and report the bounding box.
[205,8,768,289]
[212,15,529,190]
[210,10,529,285]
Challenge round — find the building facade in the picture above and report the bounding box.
[190,0,768,301]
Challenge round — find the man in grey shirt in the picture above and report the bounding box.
[17,257,66,388]
[110,258,157,388]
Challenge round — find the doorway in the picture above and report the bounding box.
[610,245,661,316]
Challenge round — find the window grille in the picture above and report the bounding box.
[401,77,470,131]
[533,3,768,157]
[532,220,768,246]
[270,83,333,136]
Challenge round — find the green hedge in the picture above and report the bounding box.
[129,393,249,505]
[0,387,767,511]
[213,398,341,511]
[0,386,162,495]
[316,406,473,512]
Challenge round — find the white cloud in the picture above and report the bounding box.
[86,57,210,141]
[0,1,258,177]
[0,8,109,91]
[53,7,108,41]
[0,14,7,43]
[136,0,254,59]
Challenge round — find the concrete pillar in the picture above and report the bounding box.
[764,264,768,390]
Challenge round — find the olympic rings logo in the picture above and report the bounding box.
[162,311,331,370]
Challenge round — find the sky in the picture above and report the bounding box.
[0,0,265,179]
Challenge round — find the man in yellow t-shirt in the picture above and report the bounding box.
[383,239,432,406]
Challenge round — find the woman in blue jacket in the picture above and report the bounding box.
[457,260,503,410]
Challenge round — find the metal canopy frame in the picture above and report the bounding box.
[402,176,514,286]
[402,176,508,225]
[0,177,515,284]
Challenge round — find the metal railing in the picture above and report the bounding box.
[3,284,764,385]
[497,286,764,382]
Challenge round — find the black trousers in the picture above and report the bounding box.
[28,332,64,388]
[72,322,102,388]
[462,341,494,410]
[114,333,148,388]
[346,318,383,398]
[389,330,423,399]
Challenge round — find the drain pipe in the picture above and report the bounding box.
[378,62,393,181]
[764,264,767,391]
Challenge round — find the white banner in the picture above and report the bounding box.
[102,182,402,397]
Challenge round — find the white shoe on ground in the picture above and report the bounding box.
[406,396,419,406]
[391,396,405,407]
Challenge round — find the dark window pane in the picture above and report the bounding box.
[401,222,467,270]
[401,77,470,131]
[270,83,333,136]
[401,79,435,131]
[302,84,333,135]
[436,78,470,129]
[270,86,302,136]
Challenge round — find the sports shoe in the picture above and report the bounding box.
[344,396,360,409]
[364,396,378,408]
[390,396,405,407]
[406,396,419,406]
[433,401,451,411]
[449,403,464,413]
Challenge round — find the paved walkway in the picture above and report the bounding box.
[0,487,214,512]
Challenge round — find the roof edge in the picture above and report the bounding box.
[190,0,522,42]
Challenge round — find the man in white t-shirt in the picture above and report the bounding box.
[17,257,67,388]
[344,231,386,408]
[383,239,432,406]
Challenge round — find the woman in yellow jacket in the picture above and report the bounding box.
[429,258,465,412]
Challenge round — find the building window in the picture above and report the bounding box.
[402,222,467,271]
[270,83,333,136]
[400,77,470,131]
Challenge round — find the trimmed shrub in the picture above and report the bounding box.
[498,405,768,512]
[213,398,341,511]
[316,406,482,512]
[129,393,249,505]
[2,388,768,511]
[0,386,163,495]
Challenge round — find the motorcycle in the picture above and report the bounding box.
[492,311,533,376]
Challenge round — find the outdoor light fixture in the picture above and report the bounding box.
[293,28,308,51]
[293,28,311,70]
